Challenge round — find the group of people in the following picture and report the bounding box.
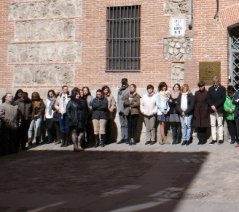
[0,75,238,155]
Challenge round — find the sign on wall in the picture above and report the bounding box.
[170,17,186,36]
[199,62,221,85]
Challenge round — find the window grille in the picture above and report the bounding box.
[106,5,140,71]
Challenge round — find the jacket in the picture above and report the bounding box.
[117,86,130,113]
[16,98,32,121]
[207,85,226,113]
[31,99,45,119]
[122,92,141,116]
[105,93,117,119]
[92,97,109,120]
[66,99,88,128]
[156,92,170,115]
[140,93,157,116]
[192,89,210,127]
[0,102,20,129]
[224,96,236,120]
[176,93,195,115]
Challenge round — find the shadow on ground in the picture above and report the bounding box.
[0,150,208,212]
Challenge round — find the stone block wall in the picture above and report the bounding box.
[7,0,82,89]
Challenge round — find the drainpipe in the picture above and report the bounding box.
[214,0,219,20]
[188,0,193,30]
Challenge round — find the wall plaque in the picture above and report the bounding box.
[170,17,186,36]
[199,62,221,85]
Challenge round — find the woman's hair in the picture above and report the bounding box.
[173,83,181,90]
[14,89,24,101]
[71,89,80,100]
[181,84,190,93]
[82,86,91,96]
[47,90,56,98]
[31,92,41,101]
[102,85,111,94]
[96,89,103,94]
[158,82,168,91]
[227,85,235,94]
[130,84,137,90]
[147,84,154,90]
[198,81,205,87]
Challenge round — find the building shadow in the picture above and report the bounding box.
[0,150,208,211]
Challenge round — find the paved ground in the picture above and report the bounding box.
[0,140,239,212]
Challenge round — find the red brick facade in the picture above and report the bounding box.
[1,0,239,93]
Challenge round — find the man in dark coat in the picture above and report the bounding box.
[0,93,20,154]
[192,81,210,144]
[207,76,226,144]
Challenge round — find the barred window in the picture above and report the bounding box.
[106,5,141,71]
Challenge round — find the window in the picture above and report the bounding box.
[107,5,141,71]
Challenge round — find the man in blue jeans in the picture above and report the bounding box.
[54,85,71,147]
[117,78,130,144]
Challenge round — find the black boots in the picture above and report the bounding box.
[60,133,68,147]
[100,134,106,147]
[94,135,100,147]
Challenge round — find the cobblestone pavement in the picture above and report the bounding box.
[0,140,239,212]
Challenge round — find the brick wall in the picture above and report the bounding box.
[1,0,239,94]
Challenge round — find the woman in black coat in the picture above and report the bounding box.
[92,89,109,147]
[192,81,210,144]
[66,89,88,152]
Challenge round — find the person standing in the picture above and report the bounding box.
[102,85,117,144]
[45,90,57,144]
[92,89,109,147]
[176,84,195,145]
[156,82,170,144]
[17,92,32,150]
[140,84,157,145]
[82,86,94,145]
[224,86,237,144]
[28,92,45,145]
[207,76,226,144]
[169,83,181,144]
[122,84,141,145]
[117,78,130,144]
[192,81,210,145]
[54,85,71,147]
[67,90,88,151]
[0,93,20,154]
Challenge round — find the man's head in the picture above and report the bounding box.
[147,84,154,95]
[212,76,220,87]
[121,78,128,88]
[62,85,69,94]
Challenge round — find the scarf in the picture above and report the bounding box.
[171,90,180,99]
[48,96,56,115]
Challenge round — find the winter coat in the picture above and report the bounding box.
[207,85,226,114]
[117,86,130,113]
[233,90,239,118]
[122,93,141,116]
[192,89,210,127]
[66,99,88,129]
[16,98,32,121]
[92,97,109,120]
[140,93,157,116]
[224,96,236,121]
[0,102,20,129]
[105,93,117,119]
[168,94,180,115]
[176,93,195,116]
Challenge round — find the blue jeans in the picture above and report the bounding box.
[28,116,42,139]
[119,113,128,140]
[180,115,192,141]
[59,113,69,133]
